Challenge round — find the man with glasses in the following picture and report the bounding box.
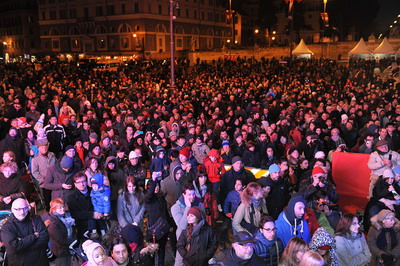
[67,172,100,240]
[217,231,255,265]
[252,216,283,265]
[1,198,49,265]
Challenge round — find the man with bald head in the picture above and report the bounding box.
[1,198,49,265]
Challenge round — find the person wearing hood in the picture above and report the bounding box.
[171,183,204,266]
[334,213,371,266]
[233,182,268,236]
[0,162,29,210]
[105,156,125,215]
[82,240,117,266]
[149,146,169,180]
[368,209,400,265]
[1,198,49,266]
[89,173,110,239]
[275,195,311,247]
[251,216,284,266]
[202,148,225,207]
[161,165,190,211]
[191,135,210,165]
[177,206,217,266]
[368,139,400,199]
[0,127,25,166]
[44,155,79,202]
[309,227,339,266]
[86,142,105,167]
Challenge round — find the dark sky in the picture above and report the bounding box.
[374,0,400,34]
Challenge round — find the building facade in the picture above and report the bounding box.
[0,0,41,61]
[38,0,232,59]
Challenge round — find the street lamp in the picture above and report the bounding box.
[169,0,179,88]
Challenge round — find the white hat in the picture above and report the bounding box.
[341,114,348,121]
[383,169,394,178]
[129,151,139,159]
[314,151,326,159]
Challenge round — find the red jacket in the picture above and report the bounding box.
[202,149,225,183]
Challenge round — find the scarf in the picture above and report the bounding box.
[251,197,260,207]
[54,212,75,238]
[377,228,398,251]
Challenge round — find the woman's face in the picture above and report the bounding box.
[266,148,273,156]
[90,159,98,170]
[27,130,34,139]
[3,153,12,163]
[199,175,207,186]
[386,177,394,185]
[252,188,263,200]
[291,150,299,159]
[350,217,360,233]
[127,182,135,194]
[296,246,308,262]
[55,204,65,215]
[2,167,15,178]
[382,215,395,228]
[187,213,198,225]
[300,160,309,169]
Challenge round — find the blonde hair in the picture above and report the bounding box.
[280,237,308,266]
[0,161,18,174]
[49,198,64,214]
[299,251,326,266]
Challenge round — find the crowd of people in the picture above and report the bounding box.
[0,57,399,266]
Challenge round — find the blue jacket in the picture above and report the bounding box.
[90,173,111,214]
[275,211,311,248]
[223,190,241,216]
[253,230,284,266]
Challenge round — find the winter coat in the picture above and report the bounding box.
[334,233,371,266]
[149,156,169,179]
[220,168,255,204]
[1,214,49,266]
[0,173,28,210]
[252,230,283,266]
[144,180,174,238]
[123,163,147,188]
[47,213,76,257]
[220,148,234,165]
[177,219,217,266]
[309,227,339,266]
[67,188,94,238]
[218,248,252,265]
[160,165,191,211]
[171,195,204,238]
[193,181,218,226]
[275,196,311,247]
[368,150,400,177]
[0,134,25,165]
[191,142,210,164]
[43,124,66,155]
[299,178,339,208]
[202,149,225,184]
[242,149,261,168]
[259,176,290,220]
[104,156,126,201]
[367,215,400,265]
[31,152,56,187]
[232,199,268,236]
[90,175,111,215]
[223,190,241,216]
[117,192,145,227]
[43,160,79,201]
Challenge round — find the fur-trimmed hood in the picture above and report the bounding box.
[309,227,338,266]
[370,210,400,231]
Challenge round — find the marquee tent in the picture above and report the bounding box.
[292,39,313,59]
[373,37,395,59]
[348,38,372,59]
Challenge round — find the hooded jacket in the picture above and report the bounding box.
[367,210,400,265]
[90,173,111,214]
[202,149,226,183]
[105,156,125,201]
[43,160,79,201]
[161,165,190,210]
[177,219,217,266]
[252,230,284,266]
[275,195,311,247]
[309,227,339,266]
[171,195,204,238]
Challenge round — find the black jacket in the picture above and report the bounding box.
[220,168,255,204]
[218,248,252,266]
[47,214,76,257]
[177,220,217,266]
[1,214,49,266]
[67,188,94,238]
[0,173,28,210]
[0,134,25,165]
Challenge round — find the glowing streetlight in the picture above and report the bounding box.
[227,39,231,43]
[132,33,137,38]
[272,31,276,35]
[254,29,259,34]
[271,37,276,40]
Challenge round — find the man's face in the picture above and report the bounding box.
[74,177,87,192]
[259,134,267,142]
[233,242,254,260]
[294,202,305,219]
[380,129,388,138]
[261,221,276,241]
[12,199,30,221]
[183,189,196,203]
[9,129,17,137]
[50,117,57,125]
[38,145,48,155]
[66,149,75,158]
[232,160,243,171]
[179,154,188,163]
[377,144,389,153]
[112,244,129,265]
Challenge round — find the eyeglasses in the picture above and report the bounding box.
[13,207,29,212]
[262,227,277,233]
[75,180,87,184]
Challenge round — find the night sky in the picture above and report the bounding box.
[375,0,400,34]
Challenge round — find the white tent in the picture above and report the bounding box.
[292,39,313,59]
[373,37,395,59]
[348,38,372,59]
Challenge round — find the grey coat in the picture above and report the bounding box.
[117,192,145,227]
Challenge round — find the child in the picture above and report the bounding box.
[82,240,117,266]
[223,178,243,219]
[149,146,169,180]
[88,173,110,238]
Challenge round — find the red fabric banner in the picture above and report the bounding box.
[332,152,370,210]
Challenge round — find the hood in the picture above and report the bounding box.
[370,211,400,231]
[309,227,338,266]
[30,145,39,157]
[284,195,306,225]
[90,173,105,187]
[105,156,118,169]
[172,165,183,181]
[207,149,221,160]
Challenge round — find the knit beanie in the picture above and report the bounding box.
[179,147,190,159]
[268,163,281,175]
[312,166,326,176]
[60,156,73,169]
[187,207,202,221]
[82,240,103,264]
